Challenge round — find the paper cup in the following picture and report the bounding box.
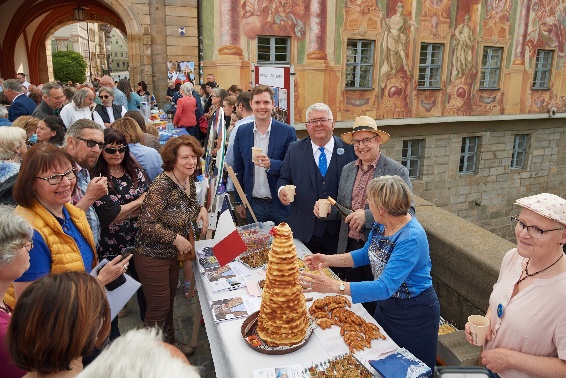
[468,315,490,346]
[318,199,331,217]
[252,147,263,162]
[284,185,296,202]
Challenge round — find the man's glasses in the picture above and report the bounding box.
[21,241,33,252]
[511,216,565,239]
[76,136,106,149]
[36,168,76,185]
[352,135,378,146]
[104,146,127,154]
[308,118,332,125]
[99,95,110,99]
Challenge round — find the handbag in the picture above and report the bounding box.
[176,223,196,262]
[198,116,208,134]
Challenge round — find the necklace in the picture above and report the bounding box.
[109,166,123,173]
[171,170,187,190]
[516,254,564,284]
[386,215,409,235]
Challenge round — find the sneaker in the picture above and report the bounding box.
[174,340,195,356]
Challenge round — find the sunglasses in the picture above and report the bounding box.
[104,146,127,154]
[76,136,106,149]
[99,95,110,99]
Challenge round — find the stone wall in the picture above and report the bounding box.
[415,196,515,328]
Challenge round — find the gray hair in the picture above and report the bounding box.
[2,79,22,94]
[77,328,201,378]
[305,103,333,121]
[180,82,194,95]
[42,81,63,96]
[98,86,114,97]
[73,88,94,108]
[0,206,33,267]
[0,105,8,118]
[63,119,103,148]
[0,127,26,159]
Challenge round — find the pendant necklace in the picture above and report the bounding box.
[172,170,187,190]
[516,253,564,285]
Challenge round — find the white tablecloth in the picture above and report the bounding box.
[193,239,400,378]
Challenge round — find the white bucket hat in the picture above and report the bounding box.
[515,193,566,226]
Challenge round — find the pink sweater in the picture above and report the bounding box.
[173,96,197,127]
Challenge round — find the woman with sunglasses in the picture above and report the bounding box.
[36,116,66,146]
[93,87,127,128]
[3,144,130,309]
[464,193,566,378]
[90,129,149,339]
[0,207,33,378]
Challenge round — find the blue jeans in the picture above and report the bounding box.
[374,286,440,371]
[247,197,289,225]
[184,126,198,136]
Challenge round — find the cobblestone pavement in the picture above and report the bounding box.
[117,277,216,377]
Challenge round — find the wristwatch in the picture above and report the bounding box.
[339,282,345,294]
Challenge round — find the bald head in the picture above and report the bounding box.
[99,76,115,88]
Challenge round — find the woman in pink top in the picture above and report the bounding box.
[465,193,566,378]
[173,83,197,137]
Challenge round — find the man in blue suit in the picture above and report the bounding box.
[232,84,297,224]
[2,79,36,122]
[277,103,356,254]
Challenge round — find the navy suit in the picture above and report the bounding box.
[232,119,297,221]
[8,94,36,122]
[277,136,356,251]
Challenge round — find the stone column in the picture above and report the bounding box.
[306,0,327,60]
[218,0,243,56]
[512,0,531,65]
[149,0,167,104]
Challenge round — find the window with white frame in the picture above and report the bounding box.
[511,134,529,169]
[345,40,374,89]
[257,36,290,64]
[532,50,553,89]
[402,139,424,178]
[418,43,443,89]
[459,136,480,174]
[479,47,503,89]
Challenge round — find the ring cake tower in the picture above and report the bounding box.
[256,223,308,346]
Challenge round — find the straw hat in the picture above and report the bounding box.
[341,116,391,145]
[515,193,566,226]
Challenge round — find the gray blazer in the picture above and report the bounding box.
[335,154,414,254]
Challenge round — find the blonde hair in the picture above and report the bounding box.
[145,124,159,138]
[110,117,143,144]
[366,175,412,217]
[0,127,27,159]
[12,116,39,136]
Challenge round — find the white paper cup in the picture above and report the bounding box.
[468,315,490,346]
[284,185,296,202]
[252,147,263,162]
[318,199,331,217]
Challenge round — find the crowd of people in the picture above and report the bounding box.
[0,71,564,378]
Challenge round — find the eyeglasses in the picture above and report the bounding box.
[308,118,332,125]
[99,95,110,99]
[21,241,33,252]
[36,168,76,185]
[511,216,565,239]
[104,146,127,154]
[352,135,378,146]
[76,136,106,149]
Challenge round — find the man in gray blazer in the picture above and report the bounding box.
[277,103,356,254]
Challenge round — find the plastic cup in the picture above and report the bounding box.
[284,185,296,202]
[468,315,490,346]
[318,199,331,217]
[252,147,263,162]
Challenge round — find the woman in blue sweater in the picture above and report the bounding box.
[301,175,439,369]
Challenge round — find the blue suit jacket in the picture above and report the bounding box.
[8,94,36,121]
[277,136,356,243]
[232,119,297,215]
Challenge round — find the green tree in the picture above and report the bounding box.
[52,50,87,84]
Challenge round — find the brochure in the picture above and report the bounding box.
[210,295,260,323]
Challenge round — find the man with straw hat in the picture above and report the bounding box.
[314,115,413,314]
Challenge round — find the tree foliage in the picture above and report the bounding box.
[52,50,87,84]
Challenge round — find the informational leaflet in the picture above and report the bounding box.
[210,295,260,323]
[252,364,303,378]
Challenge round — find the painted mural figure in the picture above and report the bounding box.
[451,14,475,81]
[380,3,418,86]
